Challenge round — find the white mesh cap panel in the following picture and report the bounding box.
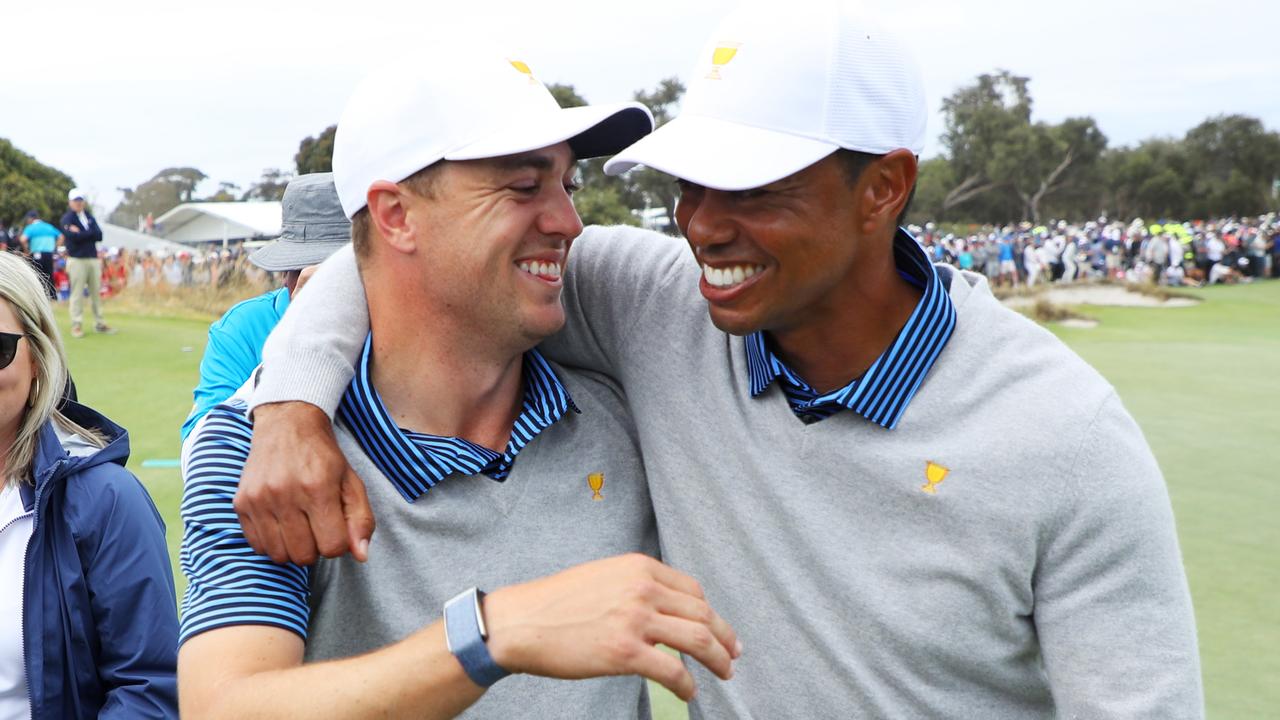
[824,17,927,154]
[680,5,830,141]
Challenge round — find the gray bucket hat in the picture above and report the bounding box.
[250,173,350,272]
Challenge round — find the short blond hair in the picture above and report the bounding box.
[0,253,104,486]
[351,162,444,260]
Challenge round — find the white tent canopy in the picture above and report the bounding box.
[154,201,282,244]
[100,223,196,256]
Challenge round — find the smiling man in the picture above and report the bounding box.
[239,2,1202,717]
[176,44,740,720]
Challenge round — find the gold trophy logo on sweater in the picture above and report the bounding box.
[588,473,605,501]
[706,43,741,80]
[921,461,949,495]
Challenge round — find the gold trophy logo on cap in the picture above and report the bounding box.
[588,473,605,501]
[509,59,539,85]
[706,43,741,80]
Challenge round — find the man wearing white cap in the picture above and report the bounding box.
[60,188,113,337]
[241,2,1202,717]
[177,43,738,720]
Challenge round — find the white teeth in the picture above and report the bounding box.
[702,264,765,289]
[518,260,561,280]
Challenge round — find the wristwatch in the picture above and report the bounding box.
[444,587,510,687]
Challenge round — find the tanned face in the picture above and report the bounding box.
[675,154,872,336]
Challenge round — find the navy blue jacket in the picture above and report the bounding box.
[58,211,103,260]
[18,402,178,719]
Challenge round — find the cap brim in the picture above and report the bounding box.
[604,114,839,191]
[250,240,349,272]
[446,102,655,162]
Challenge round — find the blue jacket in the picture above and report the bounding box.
[18,402,178,719]
[58,210,104,260]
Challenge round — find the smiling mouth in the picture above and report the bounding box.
[702,263,765,290]
[517,260,563,281]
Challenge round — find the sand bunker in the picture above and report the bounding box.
[1002,285,1199,309]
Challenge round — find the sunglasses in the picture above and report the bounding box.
[0,331,26,370]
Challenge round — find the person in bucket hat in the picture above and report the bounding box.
[241,2,1200,717]
[179,173,350,442]
[177,39,739,720]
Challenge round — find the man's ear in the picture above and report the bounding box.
[859,149,917,235]
[365,181,417,255]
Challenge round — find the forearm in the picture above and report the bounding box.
[186,622,482,720]
[250,244,368,418]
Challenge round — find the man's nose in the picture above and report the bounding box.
[684,190,735,251]
[540,187,584,240]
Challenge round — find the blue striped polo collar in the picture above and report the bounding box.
[337,335,577,503]
[744,228,957,429]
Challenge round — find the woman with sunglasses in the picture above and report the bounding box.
[0,253,178,718]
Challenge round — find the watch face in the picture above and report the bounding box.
[473,590,488,640]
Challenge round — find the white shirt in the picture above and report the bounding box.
[0,484,33,720]
[75,211,90,231]
[1207,238,1225,262]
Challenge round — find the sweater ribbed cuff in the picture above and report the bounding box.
[248,353,355,421]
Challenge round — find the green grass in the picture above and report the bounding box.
[1047,281,1280,719]
[55,281,1280,718]
[57,305,207,587]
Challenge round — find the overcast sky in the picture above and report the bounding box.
[5,0,1278,214]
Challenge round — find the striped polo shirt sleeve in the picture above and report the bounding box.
[179,401,311,644]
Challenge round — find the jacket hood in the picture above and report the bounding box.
[31,401,130,493]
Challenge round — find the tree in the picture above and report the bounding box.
[1002,118,1107,222]
[205,181,241,203]
[1102,139,1191,220]
[906,157,954,226]
[109,167,207,227]
[548,83,638,227]
[930,71,1111,222]
[626,78,686,233]
[547,83,587,110]
[156,167,207,203]
[0,138,77,225]
[938,70,1031,213]
[242,168,292,201]
[573,185,639,227]
[296,125,336,174]
[1182,114,1280,217]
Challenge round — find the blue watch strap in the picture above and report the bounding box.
[444,588,510,687]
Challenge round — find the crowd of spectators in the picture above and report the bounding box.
[0,221,266,300]
[910,213,1280,289]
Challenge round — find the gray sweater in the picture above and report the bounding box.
[254,227,1202,719]
[307,370,658,720]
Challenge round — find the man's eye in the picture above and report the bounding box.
[731,188,768,201]
[564,181,583,195]
[511,184,539,195]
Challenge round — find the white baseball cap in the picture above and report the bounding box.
[68,187,86,201]
[604,0,926,191]
[333,41,654,218]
